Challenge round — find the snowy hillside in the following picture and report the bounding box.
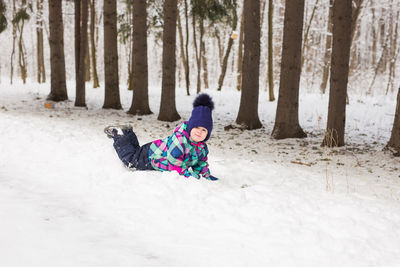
[1,82,400,267]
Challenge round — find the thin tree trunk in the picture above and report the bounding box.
[236,10,244,91]
[47,0,68,101]
[103,0,122,109]
[386,9,399,94]
[184,0,190,95]
[217,9,238,91]
[128,0,152,115]
[322,0,352,147]
[17,20,27,84]
[177,11,187,91]
[301,0,319,69]
[10,0,16,84]
[200,20,209,89]
[192,14,201,93]
[235,0,262,130]
[272,0,306,139]
[320,0,333,94]
[90,0,100,88]
[215,29,223,65]
[158,0,180,122]
[75,0,88,107]
[267,0,274,101]
[36,0,46,83]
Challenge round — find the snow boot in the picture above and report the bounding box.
[104,125,133,139]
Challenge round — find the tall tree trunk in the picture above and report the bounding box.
[90,0,100,88]
[177,11,187,91]
[128,0,152,115]
[17,20,27,84]
[158,0,180,122]
[10,0,16,84]
[217,8,238,91]
[267,0,274,101]
[386,86,400,156]
[200,20,209,89]
[301,0,319,70]
[47,0,68,101]
[271,0,306,139]
[236,10,244,91]
[320,0,333,94]
[75,0,88,107]
[103,0,122,109]
[36,0,46,83]
[235,0,262,130]
[184,0,190,95]
[322,0,352,147]
[192,14,201,94]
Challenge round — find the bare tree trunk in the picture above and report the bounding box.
[177,11,187,91]
[272,0,306,139]
[301,0,319,69]
[217,9,238,91]
[386,86,400,156]
[103,0,122,109]
[320,0,333,94]
[192,14,201,94]
[17,20,27,84]
[322,0,352,147]
[235,0,262,130]
[75,0,88,107]
[236,10,244,91]
[184,0,190,95]
[158,0,180,122]
[10,0,16,84]
[200,20,209,89]
[267,0,274,101]
[90,0,100,88]
[215,29,223,65]
[386,9,399,94]
[128,0,152,115]
[36,0,46,83]
[47,0,68,101]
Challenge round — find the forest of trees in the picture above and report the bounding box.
[0,0,399,155]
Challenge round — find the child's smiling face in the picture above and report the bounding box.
[190,126,208,142]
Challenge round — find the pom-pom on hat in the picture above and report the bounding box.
[187,93,214,142]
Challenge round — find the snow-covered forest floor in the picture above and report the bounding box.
[1,82,400,267]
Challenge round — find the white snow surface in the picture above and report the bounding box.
[1,82,400,267]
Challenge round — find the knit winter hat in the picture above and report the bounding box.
[187,93,214,142]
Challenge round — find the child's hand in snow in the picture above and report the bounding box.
[205,175,219,181]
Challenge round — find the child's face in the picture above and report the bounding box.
[190,126,208,142]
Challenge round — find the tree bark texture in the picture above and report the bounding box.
[47,0,68,101]
[235,0,262,130]
[386,87,400,155]
[75,0,88,107]
[36,0,46,83]
[322,0,352,147]
[217,9,238,91]
[128,0,152,115]
[272,0,306,139]
[267,0,274,101]
[90,0,100,88]
[103,0,122,109]
[158,0,180,122]
[320,0,333,94]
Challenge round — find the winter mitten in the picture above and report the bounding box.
[205,175,219,181]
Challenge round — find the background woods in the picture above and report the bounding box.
[0,0,400,154]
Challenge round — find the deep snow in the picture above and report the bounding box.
[1,81,400,267]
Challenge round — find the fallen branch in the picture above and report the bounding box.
[290,160,312,167]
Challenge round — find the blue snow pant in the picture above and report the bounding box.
[112,131,154,170]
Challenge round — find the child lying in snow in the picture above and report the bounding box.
[105,93,218,181]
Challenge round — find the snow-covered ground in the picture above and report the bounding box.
[1,81,400,267]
